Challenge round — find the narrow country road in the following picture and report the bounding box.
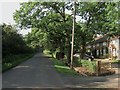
[2,53,119,89]
[2,53,64,88]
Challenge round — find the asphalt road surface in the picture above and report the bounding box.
[2,53,119,89]
[2,53,64,88]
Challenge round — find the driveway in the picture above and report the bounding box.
[60,73,119,88]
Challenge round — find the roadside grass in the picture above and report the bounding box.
[2,54,34,72]
[43,50,84,76]
[51,58,82,76]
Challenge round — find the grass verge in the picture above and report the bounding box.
[2,53,34,72]
[51,58,82,76]
[43,50,83,76]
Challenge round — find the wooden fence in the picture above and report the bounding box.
[96,61,114,76]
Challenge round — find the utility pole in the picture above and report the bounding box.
[71,1,76,68]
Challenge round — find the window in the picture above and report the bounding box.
[103,42,107,46]
[100,49,102,55]
[103,48,106,55]
[97,43,99,47]
[97,50,99,56]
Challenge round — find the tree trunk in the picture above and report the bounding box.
[80,45,86,59]
[66,35,71,65]
[80,36,86,59]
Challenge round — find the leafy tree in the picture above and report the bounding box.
[1,23,33,57]
[14,2,73,63]
[74,2,119,58]
[13,2,119,62]
[77,2,119,35]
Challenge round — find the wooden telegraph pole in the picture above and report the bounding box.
[71,1,76,68]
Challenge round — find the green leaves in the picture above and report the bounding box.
[1,24,33,57]
[13,2,119,60]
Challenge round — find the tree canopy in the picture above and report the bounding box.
[13,2,119,62]
[1,23,34,57]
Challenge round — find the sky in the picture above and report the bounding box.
[0,2,31,35]
[0,2,20,24]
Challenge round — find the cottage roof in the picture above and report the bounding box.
[94,35,108,44]
[87,35,120,46]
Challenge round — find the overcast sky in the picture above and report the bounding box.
[0,2,20,24]
[0,2,31,35]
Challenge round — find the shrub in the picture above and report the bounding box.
[72,58,96,73]
[78,59,97,73]
[73,57,81,67]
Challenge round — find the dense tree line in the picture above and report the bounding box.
[13,2,119,64]
[1,23,34,58]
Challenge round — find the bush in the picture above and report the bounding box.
[81,60,96,73]
[75,59,97,73]
[73,57,82,67]
[56,52,65,60]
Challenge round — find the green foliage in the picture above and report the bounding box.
[80,60,97,73]
[1,24,34,57]
[43,49,53,57]
[52,59,65,66]
[74,58,96,73]
[24,28,42,51]
[14,2,74,62]
[78,2,119,36]
[13,2,119,62]
[73,59,80,67]
[2,54,33,72]
[52,58,81,76]
[1,23,35,72]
